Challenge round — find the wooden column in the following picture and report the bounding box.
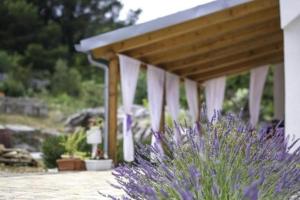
[159,76,166,132]
[197,85,204,121]
[108,58,119,164]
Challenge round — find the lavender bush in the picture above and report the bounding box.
[106,113,300,200]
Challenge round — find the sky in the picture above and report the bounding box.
[119,0,216,24]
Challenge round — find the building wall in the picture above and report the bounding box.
[283,16,300,151]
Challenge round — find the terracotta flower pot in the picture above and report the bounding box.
[56,158,86,171]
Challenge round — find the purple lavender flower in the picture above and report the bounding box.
[243,181,259,200]
[104,112,300,200]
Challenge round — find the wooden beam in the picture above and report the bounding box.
[193,52,283,82]
[162,20,281,71]
[144,22,282,65]
[92,0,279,59]
[126,7,279,58]
[176,42,283,76]
[108,58,119,164]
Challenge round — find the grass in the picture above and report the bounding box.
[0,111,65,131]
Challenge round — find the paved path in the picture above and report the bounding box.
[0,171,124,200]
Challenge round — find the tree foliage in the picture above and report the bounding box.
[0,0,141,103]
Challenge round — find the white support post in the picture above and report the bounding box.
[280,0,300,151]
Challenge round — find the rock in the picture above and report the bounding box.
[0,124,56,152]
[0,144,5,154]
[41,129,60,136]
[2,151,18,158]
[14,144,37,152]
[5,124,36,133]
[0,146,37,166]
[64,107,105,129]
[65,105,151,142]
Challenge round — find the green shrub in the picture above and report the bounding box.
[0,78,25,97]
[41,135,65,168]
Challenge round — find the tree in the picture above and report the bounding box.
[0,0,141,69]
[32,0,141,53]
[51,59,82,96]
[0,0,42,53]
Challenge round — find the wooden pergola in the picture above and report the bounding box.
[76,0,283,163]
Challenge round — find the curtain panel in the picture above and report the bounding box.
[147,65,165,157]
[166,72,180,143]
[118,54,141,162]
[249,66,269,126]
[185,79,199,123]
[204,76,226,121]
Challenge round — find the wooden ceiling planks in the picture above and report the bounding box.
[143,17,281,65]
[160,19,281,70]
[176,44,282,77]
[173,34,283,76]
[92,0,279,58]
[125,7,279,59]
[91,0,282,83]
[188,47,283,78]
[193,51,283,82]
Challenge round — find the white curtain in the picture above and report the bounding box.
[273,63,285,120]
[166,72,180,143]
[147,65,165,156]
[249,66,269,126]
[204,76,226,120]
[185,79,199,123]
[118,54,140,162]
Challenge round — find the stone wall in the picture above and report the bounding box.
[0,97,48,117]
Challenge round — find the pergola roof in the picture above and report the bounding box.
[76,0,283,83]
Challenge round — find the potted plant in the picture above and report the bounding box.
[85,118,112,171]
[56,130,86,171]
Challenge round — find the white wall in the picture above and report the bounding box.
[283,16,300,152]
[280,0,300,29]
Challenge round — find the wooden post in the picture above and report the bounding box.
[159,77,166,132]
[197,84,204,121]
[108,58,119,164]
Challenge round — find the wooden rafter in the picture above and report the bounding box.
[126,7,279,59]
[92,0,279,59]
[162,19,281,71]
[142,17,281,65]
[175,37,283,76]
[186,47,283,78]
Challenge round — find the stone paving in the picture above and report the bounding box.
[0,171,124,200]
